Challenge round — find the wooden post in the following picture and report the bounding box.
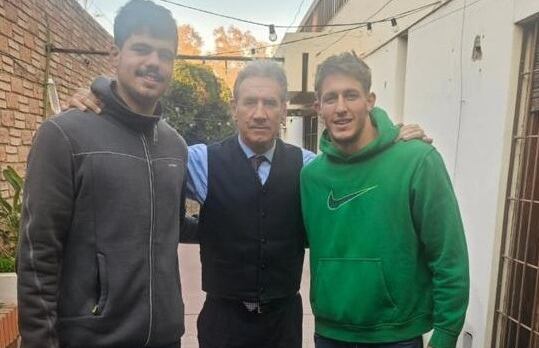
[42,15,52,119]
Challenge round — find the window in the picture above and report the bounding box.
[303,115,318,153]
[300,0,350,33]
[493,21,539,348]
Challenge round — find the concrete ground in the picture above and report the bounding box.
[178,244,315,348]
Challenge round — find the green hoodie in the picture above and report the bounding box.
[300,108,469,348]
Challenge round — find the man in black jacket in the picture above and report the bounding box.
[16,1,188,347]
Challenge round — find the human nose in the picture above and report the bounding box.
[335,95,347,114]
[253,101,268,120]
[146,50,161,66]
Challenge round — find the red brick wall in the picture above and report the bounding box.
[0,0,114,197]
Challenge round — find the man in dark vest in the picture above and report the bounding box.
[187,61,310,348]
[67,60,429,348]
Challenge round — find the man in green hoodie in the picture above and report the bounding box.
[300,52,469,348]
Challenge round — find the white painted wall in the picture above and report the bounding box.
[275,32,335,92]
[514,0,539,23]
[281,116,304,148]
[401,0,525,346]
[365,37,408,123]
[314,0,436,63]
[276,0,439,95]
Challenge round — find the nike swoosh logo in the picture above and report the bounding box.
[327,185,378,210]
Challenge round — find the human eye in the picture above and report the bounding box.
[132,44,152,55]
[263,99,278,108]
[345,91,360,101]
[322,93,337,104]
[243,98,257,107]
[159,50,175,61]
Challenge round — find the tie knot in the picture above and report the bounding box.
[250,155,267,172]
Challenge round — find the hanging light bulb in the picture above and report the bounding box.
[268,24,277,42]
[366,22,373,36]
[391,18,399,33]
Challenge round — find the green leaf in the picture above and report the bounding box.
[0,166,23,269]
[3,167,23,192]
[0,197,12,214]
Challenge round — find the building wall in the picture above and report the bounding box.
[365,37,408,123]
[276,32,334,92]
[514,0,539,22]
[0,0,113,197]
[277,0,439,94]
[402,0,526,346]
[280,116,304,148]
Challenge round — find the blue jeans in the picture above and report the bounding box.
[314,334,423,348]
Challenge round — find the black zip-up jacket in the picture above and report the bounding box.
[17,78,188,348]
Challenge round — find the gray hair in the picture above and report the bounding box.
[233,60,288,102]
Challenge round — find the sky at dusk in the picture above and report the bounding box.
[78,0,313,53]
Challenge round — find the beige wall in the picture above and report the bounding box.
[277,0,439,96]
[364,36,408,123]
[514,0,539,23]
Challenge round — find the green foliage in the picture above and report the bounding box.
[162,61,235,144]
[0,166,23,272]
[0,257,15,273]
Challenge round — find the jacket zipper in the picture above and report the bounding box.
[141,134,155,346]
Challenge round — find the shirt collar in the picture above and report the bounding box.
[237,135,276,163]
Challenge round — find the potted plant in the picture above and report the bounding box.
[0,166,22,346]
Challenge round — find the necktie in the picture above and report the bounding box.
[250,155,267,179]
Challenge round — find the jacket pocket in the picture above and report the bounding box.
[92,253,109,315]
[312,258,397,327]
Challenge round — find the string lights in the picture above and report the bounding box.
[391,18,399,33]
[158,0,442,44]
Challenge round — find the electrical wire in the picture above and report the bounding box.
[409,0,484,33]
[314,0,398,58]
[453,0,467,180]
[367,0,399,20]
[90,2,114,26]
[158,0,441,29]
[208,1,442,57]
[286,0,307,33]
[158,0,268,27]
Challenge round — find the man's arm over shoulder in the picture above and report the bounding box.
[17,119,75,348]
[411,149,469,348]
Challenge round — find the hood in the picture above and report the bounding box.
[319,107,399,163]
[91,76,162,132]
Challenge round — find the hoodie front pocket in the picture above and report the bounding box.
[92,253,109,316]
[313,258,397,327]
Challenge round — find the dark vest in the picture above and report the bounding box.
[199,136,306,301]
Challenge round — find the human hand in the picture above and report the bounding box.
[396,123,433,144]
[64,88,103,113]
